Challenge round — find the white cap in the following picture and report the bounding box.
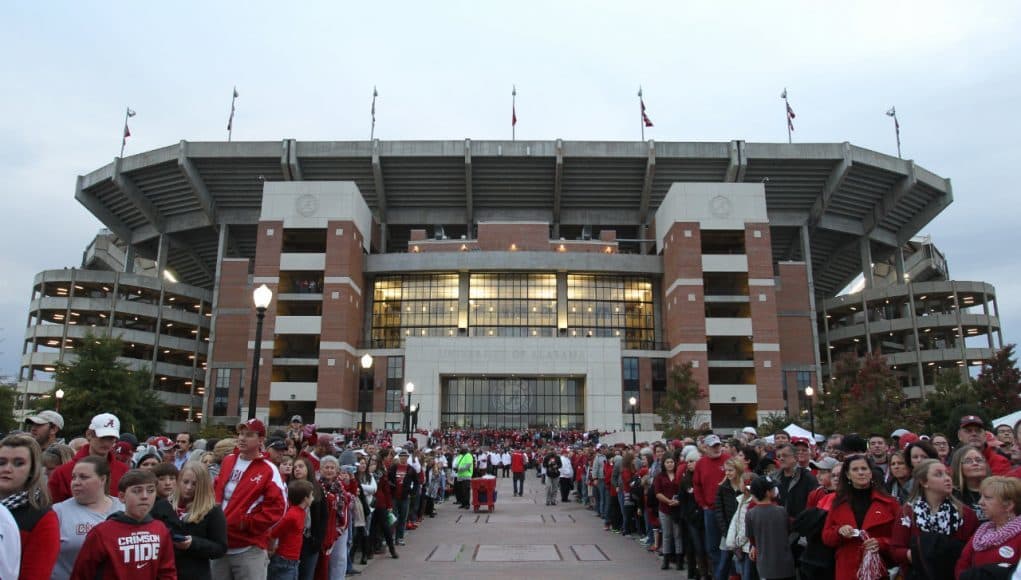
[742,427,758,436]
[89,413,120,438]
[891,428,910,438]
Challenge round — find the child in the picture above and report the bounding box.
[70,469,177,579]
[745,475,796,580]
[149,463,183,537]
[269,479,314,580]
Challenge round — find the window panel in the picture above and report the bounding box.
[567,275,655,348]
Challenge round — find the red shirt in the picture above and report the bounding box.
[510,452,526,473]
[692,453,730,509]
[70,514,176,580]
[270,505,307,561]
[955,522,1021,578]
[48,445,130,504]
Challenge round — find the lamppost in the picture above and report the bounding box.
[404,382,415,440]
[628,396,638,445]
[359,353,374,441]
[55,389,64,413]
[805,386,816,442]
[248,284,273,420]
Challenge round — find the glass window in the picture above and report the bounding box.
[371,274,459,347]
[213,369,230,416]
[440,375,584,429]
[468,273,557,337]
[386,356,404,413]
[567,275,655,348]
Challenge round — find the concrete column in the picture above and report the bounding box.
[155,234,170,278]
[906,283,926,398]
[123,246,136,273]
[801,225,823,389]
[894,248,906,283]
[860,238,874,289]
[983,292,995,350]
[992,294,1004,348]
[861,291,872,353]
[202,225,230,419]
[951,282,968,380]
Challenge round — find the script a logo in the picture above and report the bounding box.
[251,474,264,484]
[104,419,115,428]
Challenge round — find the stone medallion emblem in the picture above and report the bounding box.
[295,194,319,217]
[710,195,732,218]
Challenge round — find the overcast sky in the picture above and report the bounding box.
[2,1,1019,378]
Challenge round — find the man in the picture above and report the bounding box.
[995,424,1015,452]
[265,437,289,466]
[510,447,527,496]
[500,448,512,478]
[388,449,419,546]
[174,432,193,469]
[775,443,818,519]
[773,430,791,446]
[792,436,813,469]
[868,433,891,481]
[692,434,730,578]
[24,410,63,450]
[826,433,844,454]
[49,413,129,503]
[453,447,474,509]
[590,445,607,516]
[543,448,562,506]
[213,418,287,580]
[957,414,1011,475]
[558,448,574,503]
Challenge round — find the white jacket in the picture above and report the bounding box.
[725,493,754,554]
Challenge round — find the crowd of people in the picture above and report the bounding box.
[3,407,1021,579]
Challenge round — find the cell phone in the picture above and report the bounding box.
[172,533,188,542]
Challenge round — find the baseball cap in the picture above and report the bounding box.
[810,456,839,471]
[898,433,920,450]
[891,428,910,438]
[89,413,120,438]
[749,475,777,500]
[742,427,758,436]
[397,448,409,456]
[26,410,64,430]
[704,434,722,447]
[150,436,176,453]
[290,415,303,423]
[237,418,266,437]
[791,436,811,447]
[266,438,288,451]
[960,415,984,429]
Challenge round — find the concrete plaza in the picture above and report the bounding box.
[355,473,681,579]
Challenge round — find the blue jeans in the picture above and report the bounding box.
[395,496,410,540]
[297,551,318,580]
[268,554,299,580]
[703,509,723,578]
[329,526,350,579]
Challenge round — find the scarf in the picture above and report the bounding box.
[0,490,29,511]
[971,515,1021,552]
[912,496,963,535]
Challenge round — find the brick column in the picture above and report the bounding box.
[660,222,709,411]
[745,225,783,416]
[251,221,283,412]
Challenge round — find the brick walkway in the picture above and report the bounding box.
[355,472,679,579]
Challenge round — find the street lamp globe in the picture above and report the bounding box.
[361,353,374,369]
[805,386,814,397]
[55,389,65,400]
[628,396,637,407]
[410,403,417,413]
[253,284,273,309]
[405,382,415,394]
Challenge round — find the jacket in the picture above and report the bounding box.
[822,488,901,580]
[982,445,1011,476]
[387,463,420,500]
[955,521,1021,579]
[10,503,59,580]
[692,453,730,509]
[889,500,977,580]
[173,505,227,580]
[777,465,819,520]
[69,512,177,580]
[714,480,742,532]
[48,444,130,504]
[213,452,287,550]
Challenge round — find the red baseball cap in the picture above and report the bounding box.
[791,436,811,447]
[237,418,266,437]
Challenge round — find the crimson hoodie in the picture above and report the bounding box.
[213,452,287,550]
[69,512,176,580]
[49,444,130,504]
[692,452,730,509]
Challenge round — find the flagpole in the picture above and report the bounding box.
[887,106,901,158]
[512,85,517,142]
[228,86,239,142]
[638,86,644,141]
[370,86,378,140]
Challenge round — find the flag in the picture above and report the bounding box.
[123,125,131,138]
[372,86,377,123]
[227,87,238,132]
[639,88,654,127]
[786,101,796,132]
[512,86,517,127]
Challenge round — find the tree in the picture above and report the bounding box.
[656,362,706,439]
[973,344,1021,422]
[815,352,926,436]
[0,384,16,434]
[924,369,978,434]
[34,334,166,437]
[757,412,806,438]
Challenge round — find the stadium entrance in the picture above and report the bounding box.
[440,375,585,429]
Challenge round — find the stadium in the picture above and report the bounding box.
[17,139,1003,432]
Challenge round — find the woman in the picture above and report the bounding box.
[41,444,74,478]
[653,455,684,570]
[208,438,236,479]
[170,461,227,580]
[714,457,746,579]
[955,476,1021,577]
[52,456,124,580]
[679,448,708,580]
[725,471,756,580]
[889,459,977,580]
[931,434,952,466]
[618,451,637,537]
[888,451,913,504]
[950,445,991,522]
[905,441,940,472]
[822,454,901,580]
[0,433,58,579]
[291,456,327,580]
[356,457,377,565]
[132,444,162,470]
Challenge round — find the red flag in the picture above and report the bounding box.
[786,102,796,131]
[123,125,131,138]
[641,99,654,127]
[512,104,517,127]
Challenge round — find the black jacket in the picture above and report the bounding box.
[388,463,420,500]
[301,479,329,557]
[174,505,228,580]
[777,466,818,520]
[714,481,741,532]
